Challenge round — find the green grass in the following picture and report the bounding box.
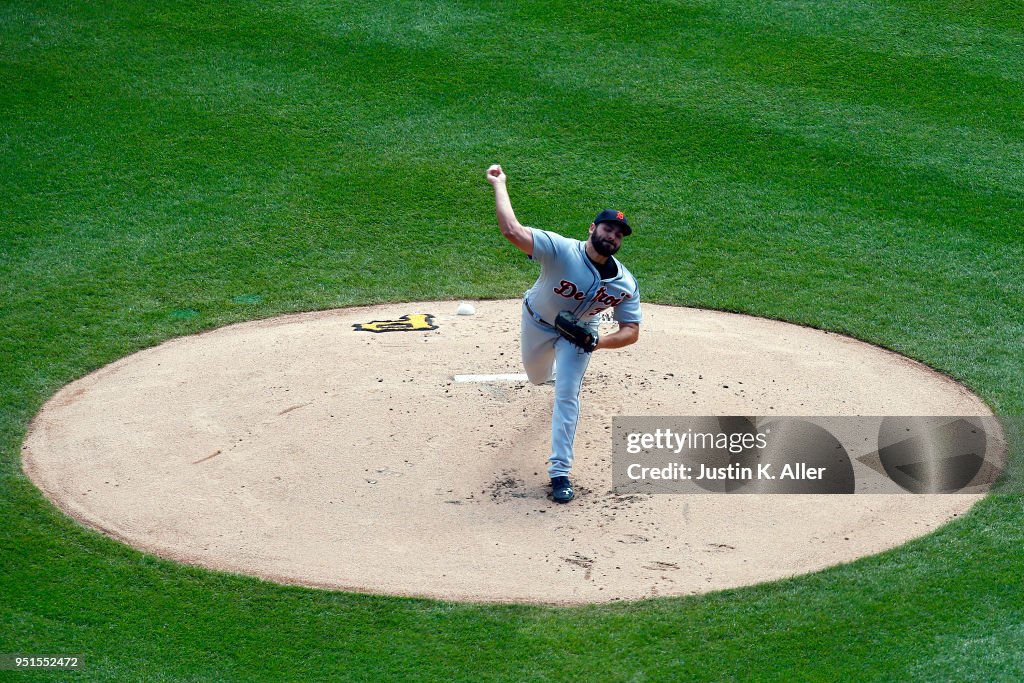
[2,0,1022,679]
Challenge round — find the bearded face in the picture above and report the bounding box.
[589,222,623,257]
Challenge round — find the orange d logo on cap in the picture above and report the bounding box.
[593,209,633,236]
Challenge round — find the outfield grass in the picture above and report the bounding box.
[2,0,1023,680]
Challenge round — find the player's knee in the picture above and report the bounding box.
[555,382,581,402]
[526,368,552,385]
[523,357,555,385]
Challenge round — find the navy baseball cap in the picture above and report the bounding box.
[593,209,632,236]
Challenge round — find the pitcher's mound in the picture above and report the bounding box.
[22,301,993,603]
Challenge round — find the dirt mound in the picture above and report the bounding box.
[22,301,992,603]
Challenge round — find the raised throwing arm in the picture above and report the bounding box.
[486,164,534,257]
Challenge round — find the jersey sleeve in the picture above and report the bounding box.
[613,284,642,324]
[527,228,572,265]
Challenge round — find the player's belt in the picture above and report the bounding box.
[523,299,553,328]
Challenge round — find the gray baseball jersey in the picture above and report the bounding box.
[524,228,642,326]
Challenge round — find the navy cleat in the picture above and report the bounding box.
[550,476,575,503]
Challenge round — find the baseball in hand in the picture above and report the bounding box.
[486,164,505,185]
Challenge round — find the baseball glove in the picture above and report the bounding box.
[554,311,598,353]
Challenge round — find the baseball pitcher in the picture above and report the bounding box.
[485,163,642,503]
